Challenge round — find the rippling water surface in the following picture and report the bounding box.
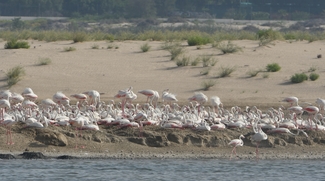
[0,159,324,181]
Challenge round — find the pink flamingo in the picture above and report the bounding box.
[1,115,16,145]
[282,96,298,107]
[251,124,268,160]
[0,90,12,100]
[9,92,24,106]
[162,89,178,105]
[0,99,11,122]
[138,89,159,108]
[228,134,245,159]
[316,98,325,115]
[188,92,208,114]
[114,87,134,117]
[303,105,319,130]
[71,93,88,108]
[210,96,222,114]
[21,88,38,101]
[83,90,101,107]
[53,92,70,105]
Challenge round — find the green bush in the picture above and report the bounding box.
[38,57,52,65]
[291,73,308,83]
[309,73,319,81]
[187,36,210,46]
[256,29,282,40]
[266,63,281,72]
[6,66,25,87]
[140,43,151,52]
[168,46,184,60]
[4,39,30,49]
[91,44,99,49]
[64,47,76,52]
[217,41,242,54]
[201,55,217,67]
[218,66,236,78]
[72,32,87,43]
[201,80,216,91]
[176,56,190,67]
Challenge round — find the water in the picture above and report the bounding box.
[0,159,324,181]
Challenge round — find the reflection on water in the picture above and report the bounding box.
[0,159,324,181]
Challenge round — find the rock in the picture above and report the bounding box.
[57,155,77,159]
[317,54,322,58]
[20,152,46,159]
[0,154,15,159]
[167,133,183,144]
[128,137,146,146]
[35,129,68,146]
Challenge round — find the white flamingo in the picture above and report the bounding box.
[1,114,16,145]
[138,89,159,108]
[188,92,208,114]
[162,89,178,105]
[228,134,245,159]
[251,121,268,160]
[53,91,70,105]
[0,99,11,121]
[83,90,102,107]
[282,96,298,107]
[21,88,38,101]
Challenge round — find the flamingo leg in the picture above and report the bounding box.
[256,142,259,161]
[139,121,143,137]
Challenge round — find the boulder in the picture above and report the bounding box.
[36,129,68,146]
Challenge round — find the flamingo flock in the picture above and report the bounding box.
[0,88,321,158]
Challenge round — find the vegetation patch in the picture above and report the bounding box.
[290,73,308,83]
[140,43,151,52]
[309,73,319,81]
[4,39,30,49]
[187,36,210,46]
[218,66,236,78]
[266,63,281,72]
[217,41,242,54]
[6,66,25,87]
[64,47,76,52]
[37,57,52,66]
[201,80,216,91]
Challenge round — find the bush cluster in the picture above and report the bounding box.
[4,39,30,49]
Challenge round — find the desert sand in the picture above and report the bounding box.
[0,39,325,159]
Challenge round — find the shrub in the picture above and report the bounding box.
[262,73,269,78]
[309,73,319,81]
[72,32,87,43]
[218,66,236,78]
[191,58,200,66]
[64,47,76,52]
[38,57,52,65]
[187,36,210,46]
[200,68,211,76]
[6,66,25,87]
[247,69,260,77]
[168,46,184,60]
[4,39,30,49]
[291,73,308,83]
[266,63,281,72]
[91,44,99,49]
[201,80,216,91]
[140,43,151,52]
[201,55,217,67]
[217,41,242,54]
[308,66,317,72]
[176,56,190,67]
[256,29,282,40]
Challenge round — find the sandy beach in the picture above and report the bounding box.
[0,39,325,159]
